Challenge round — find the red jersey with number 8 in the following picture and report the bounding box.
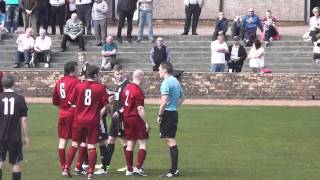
[121,83,145,117]
[68,80,109,127]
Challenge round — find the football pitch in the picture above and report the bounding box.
[2,104,320,180]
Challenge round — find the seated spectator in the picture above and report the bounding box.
[150,37,171,71]
[262,10,279,46]
[101,36,118,71]
[60,13,85,52]
[210,34,228,72]
[313,34,320,63]
[31,28,52,68]
[0,8,7,44]
[231,15,243,39]
[78,52,89,80]
[242,8,263,47]
[92,0,108,46]
[212,12,228,41]
[309,7,320,45]
[248,40,264,73]
[14,27,34,68]
[226,36,247,72]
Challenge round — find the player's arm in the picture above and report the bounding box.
[137,105,150,132]
[157,94,169,124]
[21,116,29,148]
[52,83,60,106]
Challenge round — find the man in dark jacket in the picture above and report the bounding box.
[226,36,247,72]
[117,0,138,43]
[149,37,171,71]
[212,12,228,41]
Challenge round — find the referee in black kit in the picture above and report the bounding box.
[0,75,29,180]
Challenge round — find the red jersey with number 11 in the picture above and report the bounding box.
[68,80,109,127]
[121,83,145,117]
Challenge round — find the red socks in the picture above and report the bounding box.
[76,146,86,170]
[125,150,133,171]
[87,148,97,175]
[58,148,66,171]
[65,146,77,170]
[136,149,146,169]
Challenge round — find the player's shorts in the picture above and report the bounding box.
[0,140,23,165]
[72,125,99,145]
[123,116,149,140]
[99,114,108,141]
[109,113,124,137]
[58,117,74,139]
[160,110,178,138]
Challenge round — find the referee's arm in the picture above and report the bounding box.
[158,94,169,116]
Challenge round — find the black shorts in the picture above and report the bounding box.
[109,113,124,137]
[0,140,23,165]
[99,114,108,141]
[160,110,178,138]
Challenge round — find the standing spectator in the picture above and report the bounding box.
[76,0,93,35]
[121,69,150,176]
[210,34,228,72]
[4,0,20,33]
[101,36,118,71]
[14,28,34,68]
[52,61,80,174]
[0,75,29,180]
[262,10,279,46]
[0,71,3,93]
[32,28,52,68]
[0,0,4,13]
[136,0,154,42]
[231,15,243,39]
[117,0,138,43]
[78,52,89,80]
[313,34,320,63]
[64,65,109,180]
[242,8,263,46]
[20,0,37,30]
[181,0,203,35]
[226,36,247,72]
[157,62,185,178]
[49,0,66,35]
[212,12,228,40]
[309,7,320,45]
[67,0,77,19]
[92,0,108,46]
[248,39,264,73]
[60,13,85,52]
[150,37,171,71]
[0,7,6,44]
[30,0,49,35]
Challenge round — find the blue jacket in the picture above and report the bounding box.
[215,17,228,33]
[242,15,263,32]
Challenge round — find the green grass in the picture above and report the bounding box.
[2,104,320,180]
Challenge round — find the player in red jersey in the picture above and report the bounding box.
[64,65,109,180]
[52,61,80,174]
[121,69,150,176]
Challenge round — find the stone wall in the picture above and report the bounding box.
[3,71,320,100]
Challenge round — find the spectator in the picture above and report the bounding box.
[136,0,154,42]
[309,7,320,45]
[20,0,37,30]
[231,15,243,39]
[150,37,171,71]
[92,0,108,46]
[313,34,320,63]
[210,34,228,72]
[60,13,85,52]
[0,71,3,93]
[0,7,7,44]
[76,0,93,35]
[262,10,279,46]
[101,36,118,71]
[248,39,264,73]
[212,12,228,41]
[242,8,263,47]
[117,0,138,43]
[67,0,77,19]
[78,52,89,79]
[226,36,247,72]
[0,0,4,13]
[4,0,20,33]
[31,28,52,68]
[49,0,66,35]
[14,27,34,68]
[31,0,49,35]
[181,0,203,35]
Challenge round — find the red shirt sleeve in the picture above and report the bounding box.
[135,87,144,108]
[52,81,60,106]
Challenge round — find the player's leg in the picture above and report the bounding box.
[8,141,23,180]
[11,163,21,180]
[124,140,136,175]
[94,140,107,175]
[86,126,99,179]
[134,139,148,176]
[116,137,128,172]
[58,138,68,172]
[75,142,87,175]
[0,141,6,180]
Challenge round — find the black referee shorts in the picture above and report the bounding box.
[109,113,124,138]
[160,110,178,138]
[0,140,23,165]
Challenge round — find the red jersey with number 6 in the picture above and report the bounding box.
[121,83,145,117]
[52,75,80,118]
[68,80,109,127]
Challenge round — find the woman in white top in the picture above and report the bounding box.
[309,7,320,45]
[248,40,264,73]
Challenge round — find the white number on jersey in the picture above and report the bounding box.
[2,97,15,115]
[84,89,92,105]
[124,90,129,107]
[60,83,66,99]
